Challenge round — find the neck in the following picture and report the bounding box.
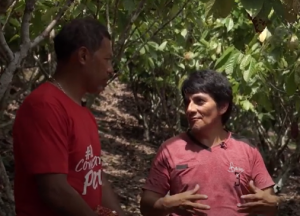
[52,64,86,105]
[190,125,228,148]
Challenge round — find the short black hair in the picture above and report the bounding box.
[53,17,111,61]
[181,70,233,125]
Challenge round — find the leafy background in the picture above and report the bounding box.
[0,0,300,215]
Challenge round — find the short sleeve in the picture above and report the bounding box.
[13,101,69,174]
[251,148,275,190]
[142,146,171,195]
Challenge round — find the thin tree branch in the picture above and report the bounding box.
[0,23,13,62]
[124,20,157,48]
[129,0,189,61]
[0,156,14,203]
[0,119,13,128]
[21,0,37,45]
[33,54,50,78]
[1,0,18,31]
[115,0,147,61]
[0,0,14,14]
[30,0,74,49]
[111,0,120,48]
[106,0,111,34]
[95,0,101,19]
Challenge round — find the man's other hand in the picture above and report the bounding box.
[237,180,279,215]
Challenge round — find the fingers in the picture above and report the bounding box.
[248,180,259,193]
[237,207,258,214]
[240,194,258,202]
[189,184,200,194]
[237,201,261,208]
[187,208,208,216]
[237,201,260,214]
[177,208,207,216]
[188,194,208,201]
[184,201,210,210]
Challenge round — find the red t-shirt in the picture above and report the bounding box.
[143,132,275,216]
[13,82,102,216]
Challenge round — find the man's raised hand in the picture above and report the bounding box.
[237,180,279,214]
[162,184,210,215]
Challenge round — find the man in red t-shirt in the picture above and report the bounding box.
[13,18,124,216]
[140,70,280,216]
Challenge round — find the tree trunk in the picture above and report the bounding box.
[0,157,15,216]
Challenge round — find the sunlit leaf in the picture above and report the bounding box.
[158,41,168,51]
[240,0,265,17]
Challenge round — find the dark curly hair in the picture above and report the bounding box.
[181,70,233,125]
[53,17,111,61]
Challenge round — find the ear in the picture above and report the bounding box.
[77,47,90,65]
[218,102,229,115]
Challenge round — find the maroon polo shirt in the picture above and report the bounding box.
[143,132,274,216]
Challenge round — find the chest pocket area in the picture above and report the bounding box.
[169,157,211,194]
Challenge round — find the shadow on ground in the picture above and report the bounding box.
[91,82,158,215]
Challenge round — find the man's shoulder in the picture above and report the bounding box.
[22,82,68,109]
[230,133,257,150]
[17,83,68,119]
[160,133,188,152]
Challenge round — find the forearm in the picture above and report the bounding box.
[140,196,170,216]
[41,183,97,216]
[264,195,281,216]
[102,173,125,216]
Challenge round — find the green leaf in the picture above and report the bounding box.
[271,0,285,20]
[147,41,159,49]
[214,46,235,70]
[179,63,185,69]
[285,72,297,96]
[240,0,265,17]
[257,93,272,111]
[224,51,239,74]
[41,7,59,23]
[206,0,234,18]
[8,34,20,43]
[225,18,234,32]
[243,58,256,82]
[232,82,240,94]
[158,41,168,51]
[241,100,253,111]
[123,0,135,12]
[169,3,180,18]
[240,54,252,70]
[140,47,146,55]
[86,1,98,15]
[156,77,164,83]
[178,75,188,90]
[148,58,155,69]
[9,18,20,28]
[181,29,188,38]
[256,0,272,19]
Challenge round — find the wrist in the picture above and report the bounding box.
[156,196,173,214]
[271,196,282,214]
[276,196,285,208]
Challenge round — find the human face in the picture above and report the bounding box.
[185,92,228,132]
[78,37,113,93]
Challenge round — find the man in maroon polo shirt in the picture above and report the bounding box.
[140,70,279,216]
